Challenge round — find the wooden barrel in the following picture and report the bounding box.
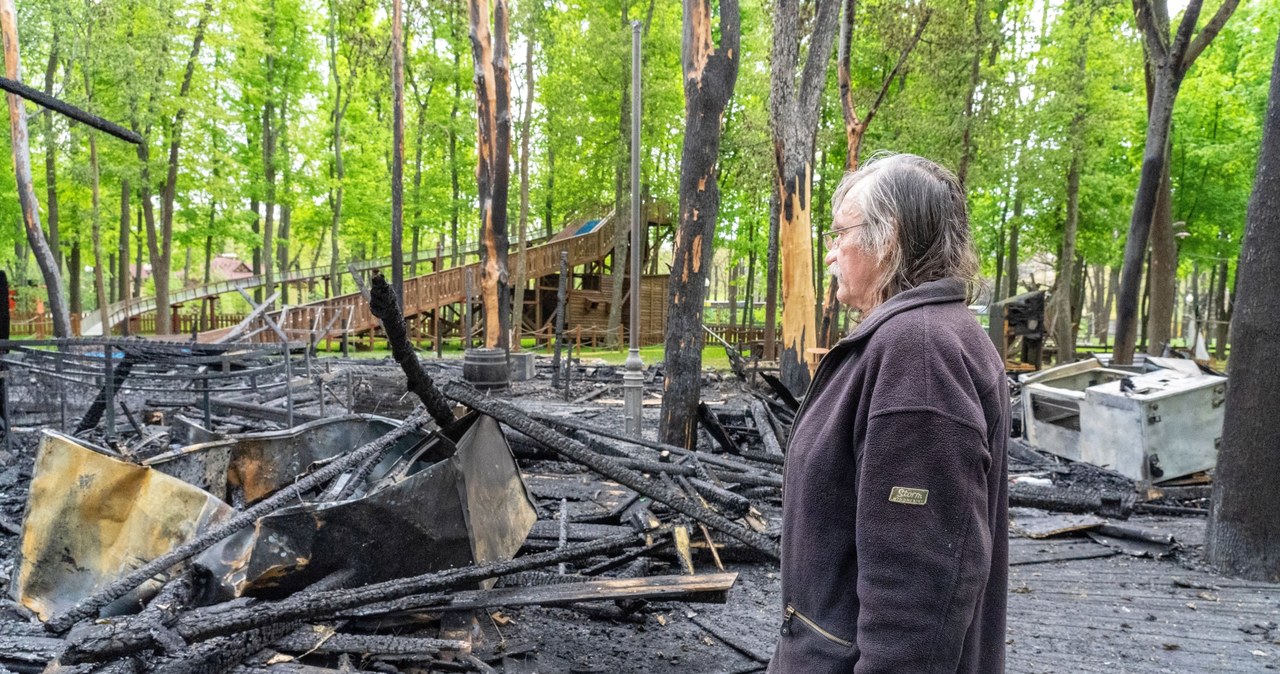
[463,348,510,391]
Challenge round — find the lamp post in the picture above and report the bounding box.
[623,20,645,436]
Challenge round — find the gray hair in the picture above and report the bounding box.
[831,152,979,306]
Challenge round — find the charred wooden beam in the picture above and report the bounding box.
[529,410,780,476]
[208,398,321,424]
[368,271,457,427]
[46,408,432,634]
[748,400,784,456]
[687,478,751,519]
[759,372,800,411]
[574,447,782,487]
[0,76,143,144]
[698,402,738,453]
[74,349,138,434]
[62,532,641,662]
[443,381,780,559]
[0,634,64,663]
[343,571,736,618]
[148,621,299,674]
[272,628,469,657]
[580,537,672,576]
[1009,483,1135,519]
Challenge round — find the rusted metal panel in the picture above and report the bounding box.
[12,431,233,620]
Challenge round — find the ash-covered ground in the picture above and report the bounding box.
[1,354,1278,673]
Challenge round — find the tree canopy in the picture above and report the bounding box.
[0,0,1272,352]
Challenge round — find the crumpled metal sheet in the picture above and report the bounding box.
[145,415,418,505]
[190,413,537,600]
[11,431,233,620]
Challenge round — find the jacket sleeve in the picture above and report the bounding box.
[853,407,993,674]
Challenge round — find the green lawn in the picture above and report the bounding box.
[311,338,737,370]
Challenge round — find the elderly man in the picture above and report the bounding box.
[769,153,1009,673]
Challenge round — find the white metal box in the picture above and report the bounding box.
[1021,359,1226,482]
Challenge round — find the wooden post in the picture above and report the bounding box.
[0,0,71,338]
[552,251,568,389]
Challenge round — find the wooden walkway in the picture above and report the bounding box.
[198,218,616,343]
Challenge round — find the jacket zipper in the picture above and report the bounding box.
[781,604,854,648]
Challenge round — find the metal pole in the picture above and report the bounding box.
[201,374,212,428]
[55,350,66,431]
[623,21,646,437]
[103,348,115,441]
[283,342,295,427]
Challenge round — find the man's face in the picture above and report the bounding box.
[824,195,885,313]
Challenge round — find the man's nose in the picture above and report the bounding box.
[823,248,837,266]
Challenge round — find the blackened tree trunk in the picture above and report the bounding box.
[140,0,211,334]
[1113,0,1239,364]
[261,73,277,309]
[1214,258,1232,359]
[660,0,741,448]
[390,0,405,305]
[326,0,346,297]
[1,0,71,337]
[956,0,986,187]
[468,0,513,350]
[86,116,108,332]
[1052,149,1082,363]
[42,29,60,273]
[1006,188,1022,298]
[770,0,841,395]
[278,93,292,305]
[1147,156,1176,353]
[1206,31,1280,580]
[763,192,779,358]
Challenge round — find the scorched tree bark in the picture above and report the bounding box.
[770,0,840,395]
[468,0,512,350]
[1205,29,1280,581]
[0,0,71,337]
[659,0,741,449]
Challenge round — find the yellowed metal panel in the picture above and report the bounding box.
[13,431,232,620]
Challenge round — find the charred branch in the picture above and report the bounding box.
[443,381,780,559]
[368,271,456,427]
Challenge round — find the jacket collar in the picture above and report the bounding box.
[838,278,968,346]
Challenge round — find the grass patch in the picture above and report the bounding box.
[308,338,737,370]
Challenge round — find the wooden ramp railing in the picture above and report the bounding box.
[198,219,615,344]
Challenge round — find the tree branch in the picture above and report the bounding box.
[795,0,841,130]
[1169,0,1205,69]
[1181,0,1239,72]
[1132,0,1170,65]
[864,8,931,129]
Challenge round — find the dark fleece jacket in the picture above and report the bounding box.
[769,278,1009,674]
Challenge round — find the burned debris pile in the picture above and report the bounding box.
[1004,355,1228,566]
[0,276,793,674]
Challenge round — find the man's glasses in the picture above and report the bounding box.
[824,222,866,249]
